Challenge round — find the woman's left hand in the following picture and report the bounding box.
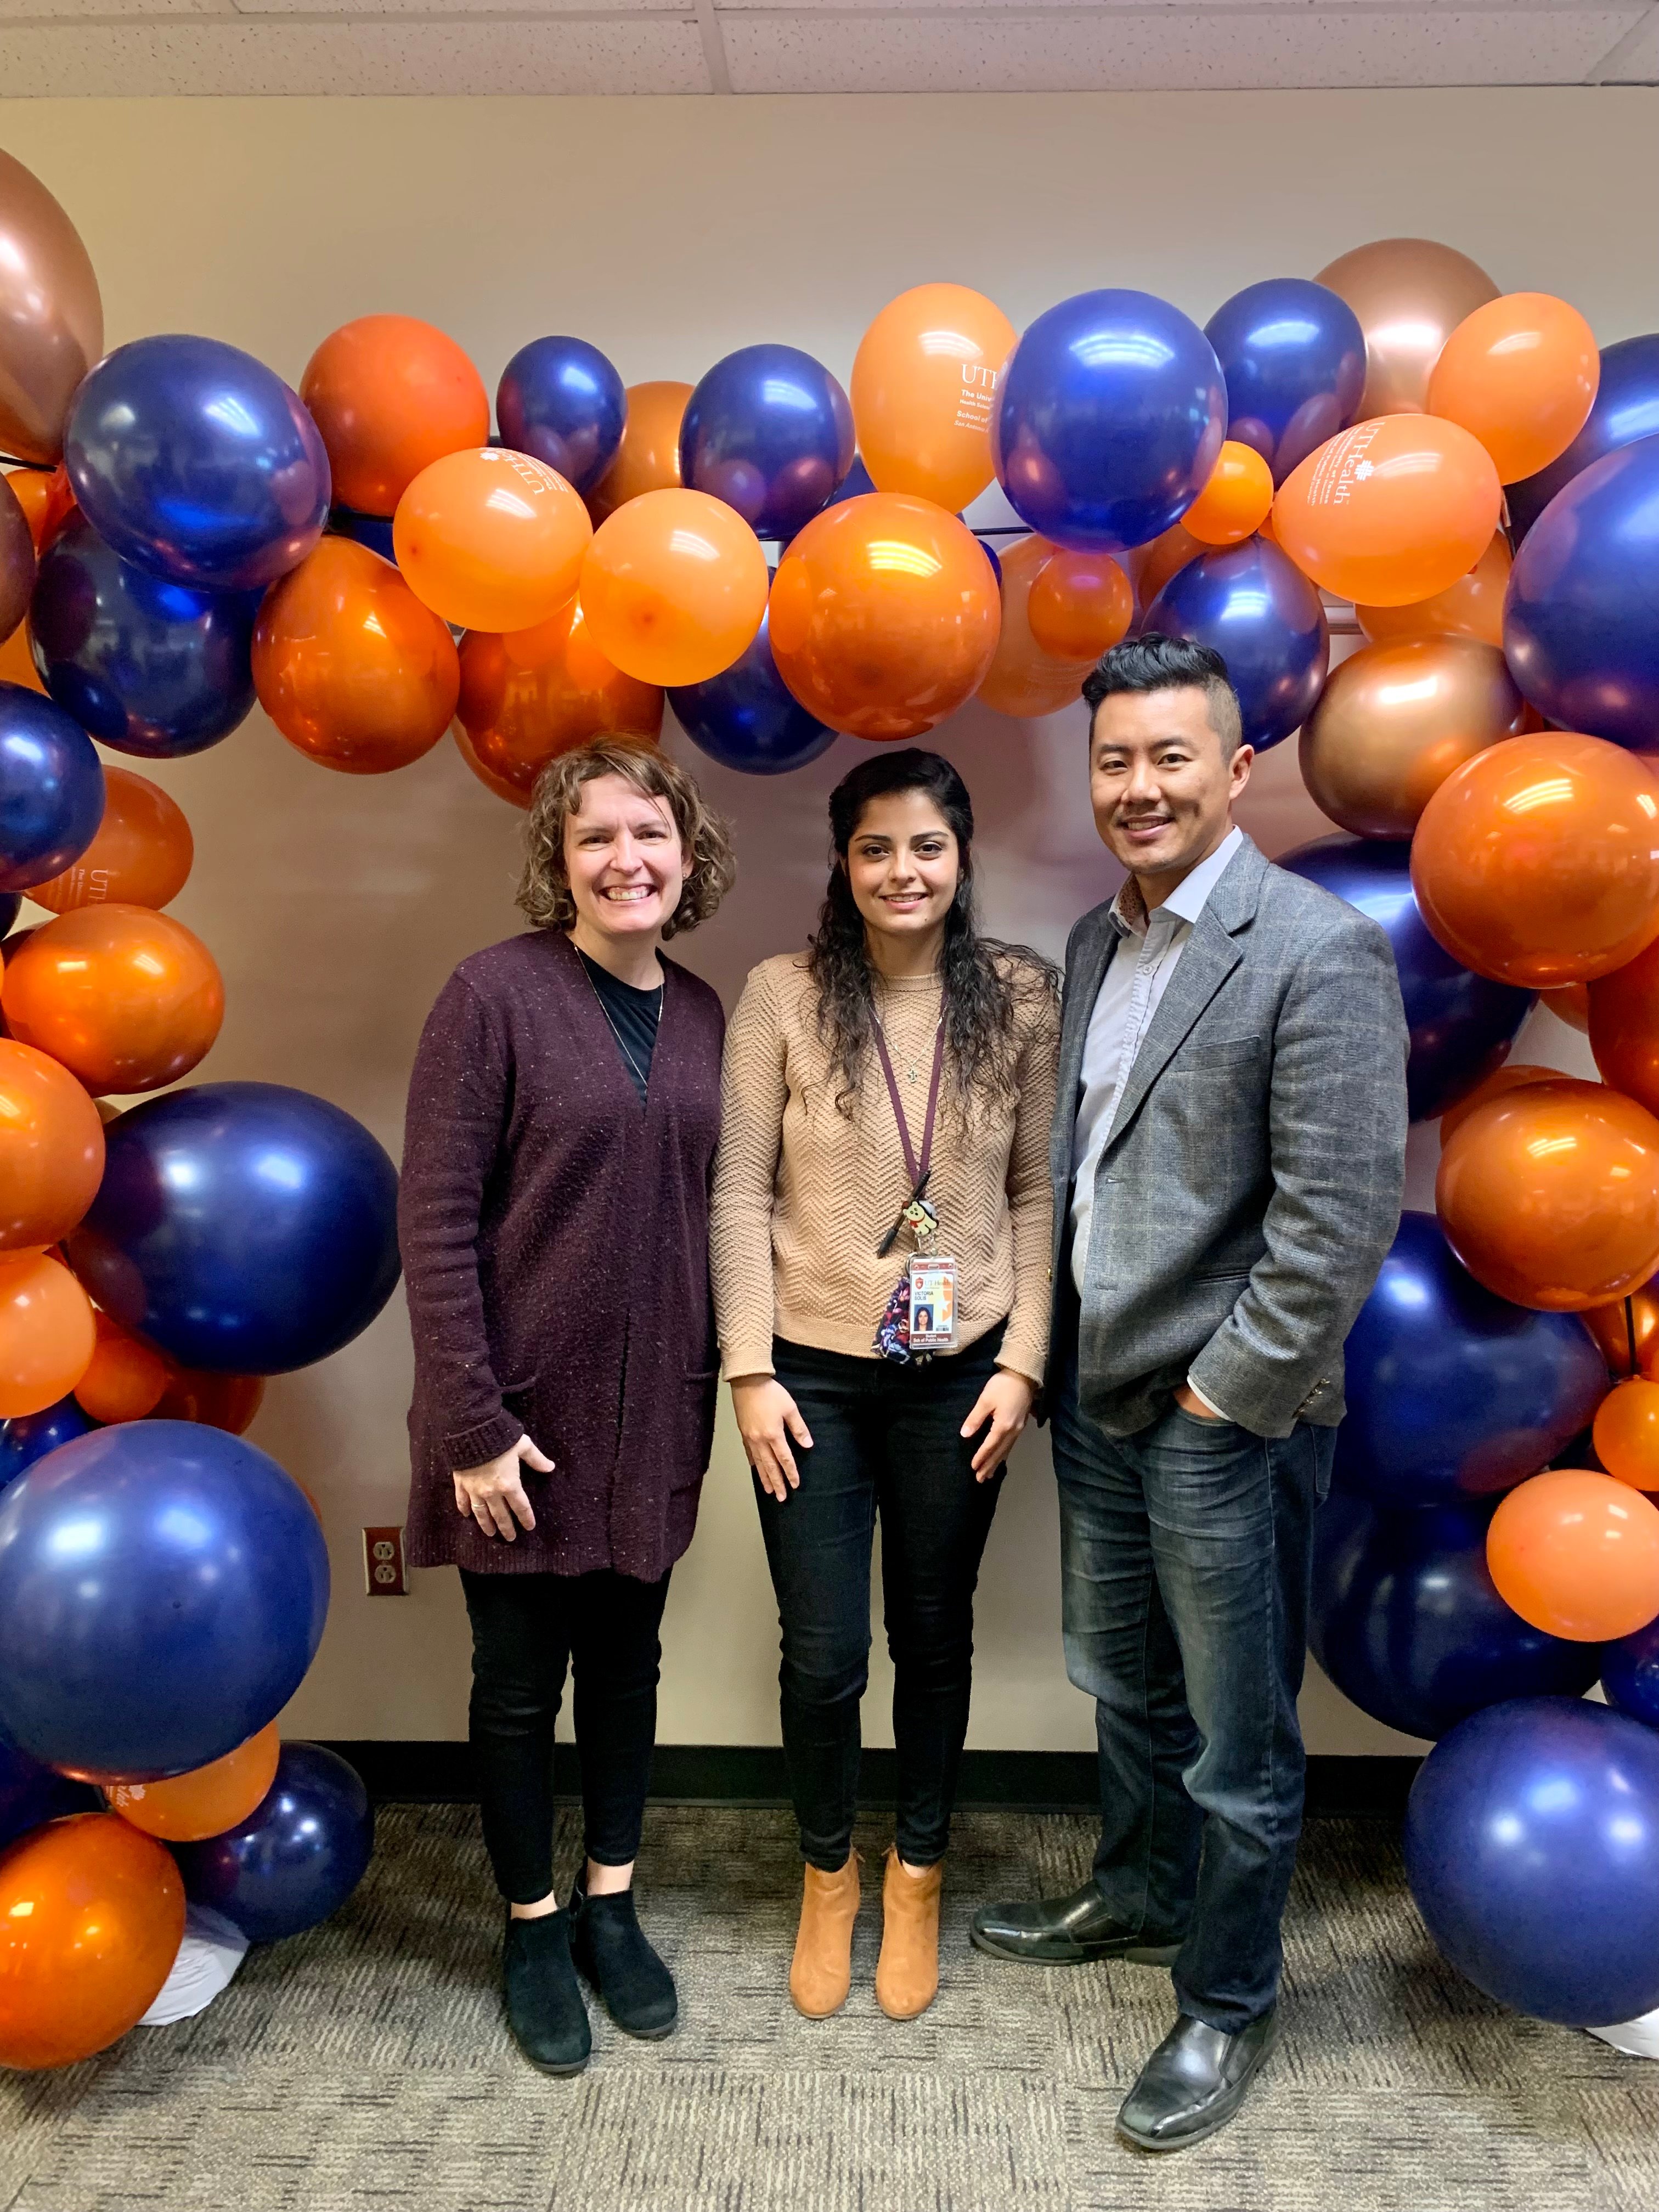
[960,1368,1037,1481]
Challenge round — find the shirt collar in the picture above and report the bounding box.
[1110,824,1243,937]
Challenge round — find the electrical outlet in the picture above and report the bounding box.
[363,1525,407,1596]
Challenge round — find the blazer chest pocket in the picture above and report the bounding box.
[1173,1038,1265,1075]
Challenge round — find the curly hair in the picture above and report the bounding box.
[517,738,736,937]
[806,748,1058,1119]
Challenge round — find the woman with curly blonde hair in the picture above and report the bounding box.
[400,737,734,2077]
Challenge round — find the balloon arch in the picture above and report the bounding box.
[4,146,1659,2064]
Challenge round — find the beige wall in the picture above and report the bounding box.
[0,88,1636,1755]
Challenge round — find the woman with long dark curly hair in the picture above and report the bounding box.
[712,747,1059,2024]
[401,737,733,2076]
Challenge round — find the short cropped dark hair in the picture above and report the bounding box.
[1081,632,1244,757]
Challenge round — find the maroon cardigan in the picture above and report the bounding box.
[399,928,725,1581]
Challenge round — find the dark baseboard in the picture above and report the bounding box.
[320,1742,1419,1820]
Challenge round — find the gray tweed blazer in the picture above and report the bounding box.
[1052,831,1408,1440]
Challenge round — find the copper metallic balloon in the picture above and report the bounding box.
[456,598,663,802]
[1542,981,1590,1032]
[1314,237,1498,419]
[1300,635,1522,839]
[1437,1060,1561,1141]
[1356,531,1510,650]
[1,904,224,1093]
[0,152,103,467]
[253,537,460,775]
[151,1366,265,1434]
[1589,931,1659,1118]
[1,474,35,645]
[1436,1077,1659,1311]
[586,381,693,524]
[29,765,193,915]
[977,534,1092,719]
[1411,732,1659,988]
[1581,1284,1659,1380]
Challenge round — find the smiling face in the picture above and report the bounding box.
[1088,685,1253,901]
[562,770,689,946]
[844,787,962,956]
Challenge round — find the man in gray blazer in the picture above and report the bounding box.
[972,635,1408,2152]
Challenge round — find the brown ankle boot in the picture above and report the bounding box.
[876,1847,943,2019]
[789,1850,861,2018]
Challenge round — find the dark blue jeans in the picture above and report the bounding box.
[758,1328,1007,1871]
[1052,1323,1333,2032]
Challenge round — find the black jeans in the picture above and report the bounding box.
[1050,1311,1333,2033]
[459,1566,670,1905]
[759,1327,1007,1871]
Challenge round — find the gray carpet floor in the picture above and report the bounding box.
[3,1803,1653,2212]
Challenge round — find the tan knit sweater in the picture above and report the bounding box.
[711,952,1060,1385]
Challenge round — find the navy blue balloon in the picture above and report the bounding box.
[1504,433,1659,749]
[994,290,1225,552]
[0,891,18,939]
[327,506,397,563]
[977,537,1003,590]
[65,335,330,592]
[669,608,834,776]
[69,1081,401,1375]
[0,679,104,893]
[1331,1214,1605,1509]
[1279,836,1534,1122]
[497,337,627,495]
[0,1421,329,1783]
[822,453,876,509]
[1603,1616,1659,1730]
[680,345,854,543]
[1508,333,1659,540]
[1404,1697,1659,2026]
[0,1395,97,1497]
[1204,278,1366,485]
[0,1735,98,1850]
[30,512,257,760]
[174,1741,373,1943]
[1145,538,1328,750]
[1312,1491,1601,1740]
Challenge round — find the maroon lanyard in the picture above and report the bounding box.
[871,1008,945,1255]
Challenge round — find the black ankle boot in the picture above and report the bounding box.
[503,1908,591,2075]
[571,1882,678,2040]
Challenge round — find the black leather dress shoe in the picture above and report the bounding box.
[969,1877,1186,1966]
[1116,2007,1279,2151]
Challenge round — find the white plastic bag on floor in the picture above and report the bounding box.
[1587,2010,1659,2059]
[139,1903,250,2026]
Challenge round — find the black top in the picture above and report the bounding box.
[578,950,663,1107]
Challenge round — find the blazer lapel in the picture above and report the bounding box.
[1056,909,1119,1142]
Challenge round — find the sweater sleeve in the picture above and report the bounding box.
[711,962,788,1381]
[398,969,526,1470]
[998,984,1061,1386]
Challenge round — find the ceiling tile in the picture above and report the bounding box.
[0,0,228,15]
[0,17,711,93]
[1592,2,1659,74]
[723,7,1648,92]
[229,0,682,14]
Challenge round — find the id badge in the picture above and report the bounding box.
[908,1255,958,1351]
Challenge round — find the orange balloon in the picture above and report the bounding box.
[28,766,193,915]
[850,283,1017,514]
[1316,237,1499,417]
[253,537,459,775]
[1427,292,1600,484]
[74,1307,170,1423]
[1582,1284,1659,1380]
[1412,733,1659,989]
[1026,549,1134,663]
[394,447,591,635]
[108,1723,280,1843]
[451,718,529,809]
[579,487,769,687]
[456,598,663,802]
[3,465,76,553]
[1300,635,1522,841]
[0,1248,95,1417]
[586,381,693,525]
[1181,442,1275,547]
[151,1367,265,1434]
[1487,1467,1659,1641]
[1593,1378,1659,1492]
[1273,416,1502,607]
[300,315,489,518]
[0,1039,104,1251]
[1543,981,1591,1033]
[1128,521,1205,614]
[1437,1061,1563,1141]
[1436,1078,1659,1312]
[977,535,1092,719]
[2,905,224,1093]
[1355,531,1511,650]
[0,613,44,694]
[769,493,1000,742]
[1588,932,1659,1119]
[0,1813,184,2070]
